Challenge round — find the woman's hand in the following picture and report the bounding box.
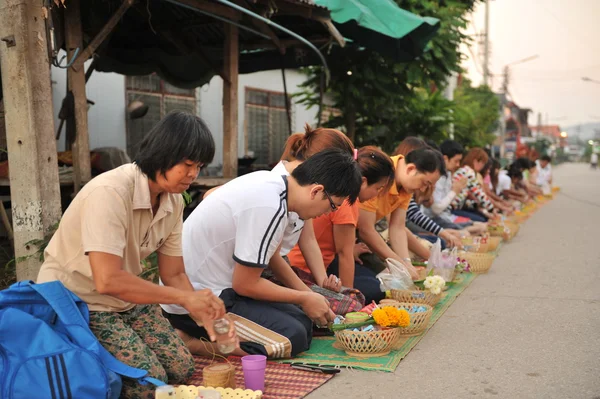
[399,258,421,280]
[440,229,462,248]
[182,289,227,341]
[322,274,342,293]
[353,242,372,264]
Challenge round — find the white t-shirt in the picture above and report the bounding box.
[591,153,598,164]
[496,170,512,196]
[535,160,552,186]
[271,161,304,256]
[161,171,288,315]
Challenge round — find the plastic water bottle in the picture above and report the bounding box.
[155,385,176,398]
[213,318,235,354]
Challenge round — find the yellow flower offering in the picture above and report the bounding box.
[372,306,410,328]
[372,307,391,327]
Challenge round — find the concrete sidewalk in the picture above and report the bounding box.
[307,163,600,399]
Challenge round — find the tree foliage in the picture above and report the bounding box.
[295,0,501,152]
[452,79,500,148]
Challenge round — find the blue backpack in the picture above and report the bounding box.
[0,280,164,399]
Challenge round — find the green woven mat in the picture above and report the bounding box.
[279,273,477,372]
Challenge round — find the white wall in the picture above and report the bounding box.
[51,65,317,169]
[51,58,127,152]
[199,69,318,167]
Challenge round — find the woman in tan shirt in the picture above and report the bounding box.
[37,111,231,399]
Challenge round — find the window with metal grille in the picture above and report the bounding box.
[125,75,196,158]
[245,88,291,167]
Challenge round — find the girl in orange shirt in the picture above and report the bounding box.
[288,147,395,305]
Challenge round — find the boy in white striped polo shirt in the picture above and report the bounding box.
[162,149,362,358]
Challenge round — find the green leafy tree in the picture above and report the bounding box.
[295,0,481,150]
[452,79,500,147]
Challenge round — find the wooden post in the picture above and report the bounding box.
[0,0,62,280]
[65,0,92,192]
[222,23,238,178]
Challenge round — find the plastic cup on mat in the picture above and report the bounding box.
[241,354,267,391]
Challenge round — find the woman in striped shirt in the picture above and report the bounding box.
[451,148,495,221]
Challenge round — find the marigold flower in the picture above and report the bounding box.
[372,307,391,327]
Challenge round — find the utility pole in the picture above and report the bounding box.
[483,0,490,87]
[502,65,509,95]
[500,65,509,159]
[0,0,62,280]
[443,72,457,140]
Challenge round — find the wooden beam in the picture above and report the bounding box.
[222,23,239,178]
[248,19,285,54]
[231,0,285,54]
[321,19,345,48]
[0,0,62,280]
[65,0,91,192]
[71,0,136,72]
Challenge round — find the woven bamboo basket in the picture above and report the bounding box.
[487,236,502,252]
[508,213,528,224]
[203,363,236,389]
[334,327,403,357]
[488,225,504,237]
[390,302,433,337]
[390,289,442,307]
[504,222,520,240]
[460,252,495,274]
[379,299,402,307]
[461,237,489,253]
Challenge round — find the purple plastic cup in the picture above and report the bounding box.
[241,355,267,391]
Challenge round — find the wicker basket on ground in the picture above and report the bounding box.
[390,302,433,337]
[334,327,403,357]
[488,224,504,237]
[508,213,528,224]
[504,222,520,240]
[460,251,496,273]
[390,289,442,307]
[461,237,489,253]
[487,236,502,252]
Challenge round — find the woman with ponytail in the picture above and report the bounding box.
[287,146,394,306]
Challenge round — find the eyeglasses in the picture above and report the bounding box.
[322,189,338,211]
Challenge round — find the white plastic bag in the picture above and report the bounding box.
[426,239,457,282]
[376,258,416,291]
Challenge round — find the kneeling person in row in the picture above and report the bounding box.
[162,149,362,358]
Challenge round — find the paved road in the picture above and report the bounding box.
[307,163,600,399]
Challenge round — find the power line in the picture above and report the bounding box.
[540,6,597,52]
[510,76,579,83]
[467,41,484,76]
[516,64,600,74]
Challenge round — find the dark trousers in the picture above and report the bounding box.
[452,209,488,222]
[163,288,312,357]
[328,257,385,305]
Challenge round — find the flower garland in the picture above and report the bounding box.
[372,306,410,328]
[455,257,470,273]
[423,275,445,295]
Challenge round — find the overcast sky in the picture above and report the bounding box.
[462,0,600,129]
